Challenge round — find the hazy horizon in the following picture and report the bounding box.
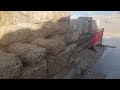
[70,11,120,19]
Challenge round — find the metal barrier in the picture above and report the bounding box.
[91,28,104,47]
[88,28,104,52]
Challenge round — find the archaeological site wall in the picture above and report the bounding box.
[0,11,104,79]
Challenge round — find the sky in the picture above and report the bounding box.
[70,11,116,19]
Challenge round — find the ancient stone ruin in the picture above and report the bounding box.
[0,11,105,79]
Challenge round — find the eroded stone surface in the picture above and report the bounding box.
[31,38,66,55]
[0,50,23,79]
[21,59,47,79]
[0,12,101,79]
[7,42,46,66]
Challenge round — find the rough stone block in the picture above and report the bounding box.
[7,42,46,66]
[46,44,77,76]
[31,38,66,55]
[0,25,32,46]
[21,59,47,79]
[0,50,23,79]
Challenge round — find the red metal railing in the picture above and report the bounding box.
[91,28,104,48]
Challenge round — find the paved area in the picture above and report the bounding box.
[93,37,120,79]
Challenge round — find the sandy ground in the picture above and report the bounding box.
[90,14,120,37]
[102,23,120,37]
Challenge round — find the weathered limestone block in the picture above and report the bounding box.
[70,19,84,33]
[0,11,29,26]
[37,21,68,39]
[46,44,77,76]
[0,11,70,46]
[50,34,66,44]
[68,17,97,45]
[65,31,76,44]
[70,17,98,34]
[52,11,70,21]
[65,30,84,44]
[0,47,5,51]
[0,50,23,79]
[0,25,33,46]
[31,38,66,55]
[92,20,98,32]
[21,59,47,79]
[57,20,70,31]
[0,23,68,46]
[0,21,68,46]
[78,17,93,21]
[71,19,90,33]
[0,11,70,26]
[83,21,89,33]
[65,31,72,44]
[46,53,69,76]
[72,31,81,41]
[7,42,46,66]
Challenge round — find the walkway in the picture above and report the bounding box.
[93,36,120,79]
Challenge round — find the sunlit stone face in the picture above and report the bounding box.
[0,11,70,26]
[0,11,70,46]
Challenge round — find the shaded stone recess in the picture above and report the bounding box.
[0,11,103,79]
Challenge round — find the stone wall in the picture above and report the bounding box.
[0,11,101,79]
